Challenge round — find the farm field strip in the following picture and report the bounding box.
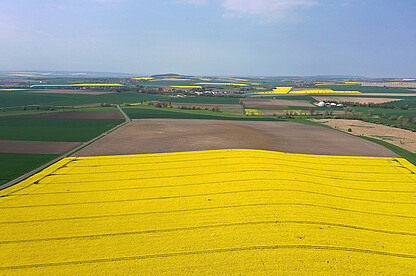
[0,149,415,274]
[289,90,361,94]
[251,87,293,95]
[31,84,124,87]
[244,109,264,115]
[196,82,248,86]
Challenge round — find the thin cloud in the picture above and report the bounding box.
[221,0,319,20]
[176,0,209,5]
[89,0,123,4]
[178,0,319,21]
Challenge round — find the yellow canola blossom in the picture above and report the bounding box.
[244,109,264,115]
[0,149,415,274]
[0,89,26,91]
[289,90,361,94]
[250,87,292,95]
[403,79,416,81]
[132,77,154,80]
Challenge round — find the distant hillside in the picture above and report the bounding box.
[150,73,186,78]
[0,71,136,78]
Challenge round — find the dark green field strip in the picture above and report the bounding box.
[320,86,416,94]
[0,107,120,117]
[0,118,123,142]
[353,107,416,117]
[123,107,278,121]
[0,153,59,186]
[0,92,88,108]
[0,91,243,108]
[166,96,242,104]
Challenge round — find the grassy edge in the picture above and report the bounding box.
[293,118,416,166]
[358,136,416,165]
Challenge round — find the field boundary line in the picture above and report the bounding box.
[0,105,131,191]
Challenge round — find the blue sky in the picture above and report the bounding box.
[1,0,415,77]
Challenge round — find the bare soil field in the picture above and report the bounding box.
[27,89,113,95]
[314,119,416,153]
[313,97,403,104]
[73,119,398,157]
[11,111,123,120]
[0,140,81,154]
[243,99,313,108]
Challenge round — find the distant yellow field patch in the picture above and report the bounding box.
[0,149,415,274]
[197,82,248,86]
[0,89,26,91]
[245,109,263,115]
[289,90,361,94]
[132,77,154,80]
[403,79,416,81]
[171,85,202,89]
[250,87,292,95]
[31,84,124,87]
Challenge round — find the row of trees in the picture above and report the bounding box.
[147,101,222,112]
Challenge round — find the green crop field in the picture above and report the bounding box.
[0,153,59,186]
[0,117,123,142]
[0,91,89,108]
[319,85,416,94]
[123,106,278,121]
[0,91,244,108]
[353,106,416,117]
[167,96,242,104]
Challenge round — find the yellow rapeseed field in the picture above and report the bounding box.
[244,109,264,115]
[252,87,292,94]
[132,77,154,80]
[0,89,26,91]
[0,149,415,274]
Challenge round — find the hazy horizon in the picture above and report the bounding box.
[1,0,415,77]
